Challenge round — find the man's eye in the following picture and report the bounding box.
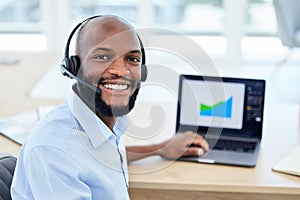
[127,57,140,63]
[94,55,110,60]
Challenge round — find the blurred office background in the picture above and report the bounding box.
[0,0,296,59]
[0,0,299,101]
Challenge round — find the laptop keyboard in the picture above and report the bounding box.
[206,139,256,152]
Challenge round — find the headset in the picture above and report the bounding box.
[60,15,148,94]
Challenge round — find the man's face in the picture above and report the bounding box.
[76,18,142,117]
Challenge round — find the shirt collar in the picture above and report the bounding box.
[67,88,129,148]
[113,116,130,138]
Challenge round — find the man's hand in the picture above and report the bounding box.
[126,131,209,163]
[158,131,209,159]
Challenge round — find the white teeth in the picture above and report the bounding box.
[103,84,128,90]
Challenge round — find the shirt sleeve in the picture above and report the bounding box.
[24,146,91,199]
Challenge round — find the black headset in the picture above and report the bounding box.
[60,15,148,82]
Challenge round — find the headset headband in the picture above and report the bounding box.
[61,15,147,82]
[64,15,102,59]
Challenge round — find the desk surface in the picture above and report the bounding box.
[1,52,299,200]
[0,52,63,155]
[127,103,300,200]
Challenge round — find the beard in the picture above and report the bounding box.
[94,85,140,117]
[75,76,140,117]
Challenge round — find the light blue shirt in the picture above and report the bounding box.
[11,90,130,200]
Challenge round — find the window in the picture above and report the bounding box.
[245,0,277,36]
[71,0,225,35]
[0,0,44,51]
[0,0,290,64]
[0,1,278,37]
[0,0,41,33]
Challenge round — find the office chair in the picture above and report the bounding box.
[273,0,300,65]
[0,154,17,200]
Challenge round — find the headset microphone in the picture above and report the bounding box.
[60,64,102,94]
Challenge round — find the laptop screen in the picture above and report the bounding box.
[176,75,266,139]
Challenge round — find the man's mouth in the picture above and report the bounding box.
[102,83,129,91]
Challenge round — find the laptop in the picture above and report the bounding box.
[176,75,266,167]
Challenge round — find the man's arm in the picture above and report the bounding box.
[11,146,91,200]
[126,131,209,163]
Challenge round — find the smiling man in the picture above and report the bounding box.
[11,15,209,200]
[75,17,143,128]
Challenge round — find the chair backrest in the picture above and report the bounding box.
[273,0,300,47]
[0,154,17,200]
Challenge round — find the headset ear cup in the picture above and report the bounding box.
[141,64,148,82]
[60,58,71,77]
[70,56,80,76]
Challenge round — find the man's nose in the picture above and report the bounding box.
[108,57,130,77]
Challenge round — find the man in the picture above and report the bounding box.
[11,15,209,199]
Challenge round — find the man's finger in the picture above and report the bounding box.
[191,135,210,152]
[182,147,205,157]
